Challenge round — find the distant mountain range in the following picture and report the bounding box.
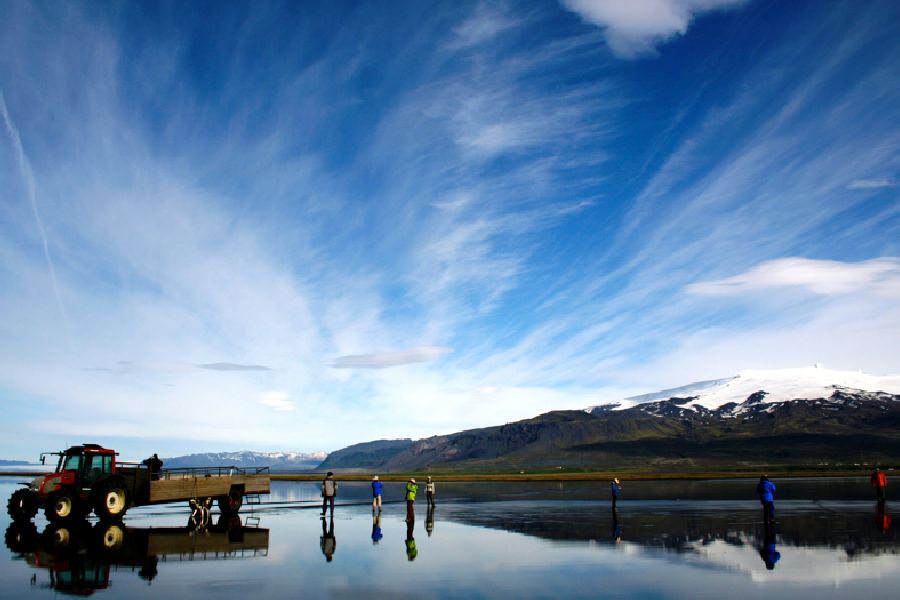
[162,450,327,471]
[317,366,900,472]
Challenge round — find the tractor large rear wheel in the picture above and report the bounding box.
[94,479,129,520]
[218,488,243,515]
[7,489,38,521]
[45,489,78,521]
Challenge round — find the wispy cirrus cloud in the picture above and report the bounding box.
[256,391,295,412]
[197,362,271,372]
[331,346,453,369]
[686,258,900,296]
[847,178,894,190]
[560,0,748,57]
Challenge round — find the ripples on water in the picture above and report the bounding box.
[1,477,896,599]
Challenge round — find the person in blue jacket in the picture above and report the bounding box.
[372,475,383,511]
[756,475,776,522]
[611,477,622,510]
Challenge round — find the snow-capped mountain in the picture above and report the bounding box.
[163,450,328,471]
[589,365,900,414]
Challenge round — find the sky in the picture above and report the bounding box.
[1,0,898,461]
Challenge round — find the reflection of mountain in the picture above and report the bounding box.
[5,517,268,595]
[435,501,899,561]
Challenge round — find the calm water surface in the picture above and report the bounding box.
[1,476,897,599]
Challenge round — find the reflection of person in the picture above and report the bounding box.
[372,475,383,510]
[612,511,621,543]
[425,505,435,537]
[426,476,436,507]
[610,478,622,510]
[756,475,776,522]
[320,515,336,562]
[871,468,888,502]
[138,555,159,583]
[322,472,337,517]
[372,512,383,544]
[405,516,418,561]
[405,478,418,522]
[759,521,780,570]
[876,501,892,533]
[143,453,163,481]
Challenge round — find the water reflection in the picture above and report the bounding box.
[759,520,781,570]
[426,505,435,537]
[405,517,417,561]
[319,515,336,562]
[372,511,383,544]
[876,501,892,533]
[5,516,269,595]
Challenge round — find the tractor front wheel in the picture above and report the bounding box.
[94,479,129,520]
[7,489,38,521]
[45,490,78,521]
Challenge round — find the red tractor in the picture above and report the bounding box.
[7,444,132,522]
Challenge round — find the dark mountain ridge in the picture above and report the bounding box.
[317,388,900,471]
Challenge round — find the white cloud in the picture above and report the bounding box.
[685,257,900,296]
[560,0,747,57]
[256,391,295,412]
[847,178,894,189]
[330,346,453,369]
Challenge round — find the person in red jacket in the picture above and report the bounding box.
[871,468,888,502]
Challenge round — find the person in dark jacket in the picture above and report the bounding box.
[611,478,622,511]
[143,453,163,481]
[756,475,776,522]
[372,475,383,511]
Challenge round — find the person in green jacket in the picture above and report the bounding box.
[405,478,418,522]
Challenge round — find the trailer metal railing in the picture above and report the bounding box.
[158,466,270,480]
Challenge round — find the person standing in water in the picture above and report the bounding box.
[610,478,622,510]
[372,475,383,511]
[871,468,888,503]
[322,471,337,517]
[425,476,436,507]
[756,475,776,522]
[405,478,418,522]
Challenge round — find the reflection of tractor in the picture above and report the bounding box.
[7,444,270,523]
[5,516,269,595]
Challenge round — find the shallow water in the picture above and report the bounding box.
[1,476,897,599]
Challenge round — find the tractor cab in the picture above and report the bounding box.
[36,445,118,497]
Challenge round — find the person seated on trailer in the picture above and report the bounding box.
[143,453,164,480]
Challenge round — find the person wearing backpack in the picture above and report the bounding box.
[322,471,338,517]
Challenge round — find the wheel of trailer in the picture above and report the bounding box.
[45,490,78,521]
[218,488,243,514]
[95,479,129,520]
[7,489,38,521]
[96,522,126,553]
[5,521,38,554]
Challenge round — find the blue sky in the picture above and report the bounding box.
[1,0,898,460]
